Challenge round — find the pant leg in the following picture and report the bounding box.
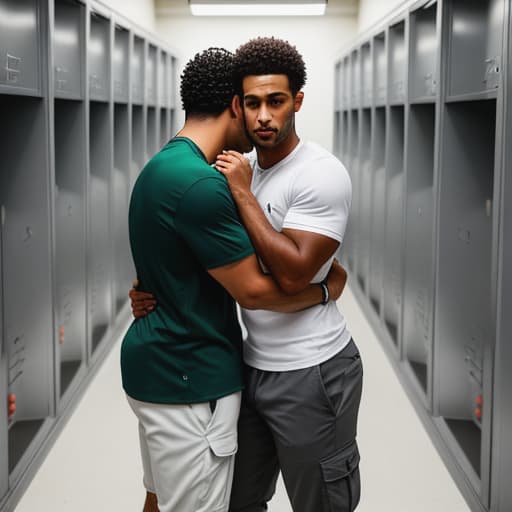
[258,340,364,512]
[127,392,241,512]
[229,373,280,512]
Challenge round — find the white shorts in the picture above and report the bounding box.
[127,391,241,512]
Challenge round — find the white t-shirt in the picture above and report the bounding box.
[241,141,353,371]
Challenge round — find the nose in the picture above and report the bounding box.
[257,103,272,125]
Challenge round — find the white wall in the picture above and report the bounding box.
[155,16,358,152]
[100,0,156,32]
[357,0,408,33]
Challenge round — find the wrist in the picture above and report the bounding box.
[319,278,330,305]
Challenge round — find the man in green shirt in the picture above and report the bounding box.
[122,48,346,512]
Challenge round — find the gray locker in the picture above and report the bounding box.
[146,106,157,160]
[159,51,169,108]
[0,225,7,501]
[113,25,129,103]
[341,56,350,110]
[89,101,112,354]
[333,111,342,160]
[169,56,177,109]
[113,104,132,314]
[0,95,54,478]
[54,99,87,399]
[160,108,170,148]
[369,107,386,313]
[409,1,438,101]
[361,43,372,107]
[146,44,157,106]
[350,50,360,108]
[446,0,504,99]
[382,106,405,344]
[131,105,145,186]
[373,32,387,106]
[435,100,497,482]
[341,111,349,163]
[54,0,85,99]
[357,109,372,292]
[388,20,406,104]
[403,103,436,396]
[88,11,110,102]
[132,36,144,105]
[345,110,360,272]
[0,0,42,96]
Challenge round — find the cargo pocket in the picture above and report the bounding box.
[320,442,361,512]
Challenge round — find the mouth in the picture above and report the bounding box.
[255,129,276,138]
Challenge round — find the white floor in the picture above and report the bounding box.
[15,286,470,511]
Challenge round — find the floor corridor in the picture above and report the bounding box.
[15,285,470,511]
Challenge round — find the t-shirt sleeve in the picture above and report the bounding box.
[175,176,254,269]
[282,158,352,243]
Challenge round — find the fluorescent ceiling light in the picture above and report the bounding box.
[190,1,326,16]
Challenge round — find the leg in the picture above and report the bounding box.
[229,371,280,512]
[263,340,364,512]
[128,392,241,512]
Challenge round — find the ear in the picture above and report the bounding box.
[231,94,243,119]
[294,91,304,113]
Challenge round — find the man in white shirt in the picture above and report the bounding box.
[214,37,363,512]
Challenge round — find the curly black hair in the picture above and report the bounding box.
[180,48,235,117]
[233,37,307,96]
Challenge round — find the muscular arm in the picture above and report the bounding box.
[208,253,345,313]
[215,151,339,294]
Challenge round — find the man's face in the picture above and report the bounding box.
[241,74,302,150]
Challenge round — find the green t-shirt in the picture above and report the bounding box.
[121,137,254,404]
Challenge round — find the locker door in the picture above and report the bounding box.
[0,217,8,501]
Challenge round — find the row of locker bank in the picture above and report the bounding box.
[0,0,177,510]
[333,0,512,511]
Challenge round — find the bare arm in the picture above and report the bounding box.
[129,259,346,317]
[208,253,346,313]
[215,151,340,294]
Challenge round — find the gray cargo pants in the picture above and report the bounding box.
[229,339,363,512]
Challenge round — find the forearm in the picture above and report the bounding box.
[242,272,324,312]
[230,188,307,290]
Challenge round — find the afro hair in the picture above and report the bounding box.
[180,47,235,117]
[233,37,307,96]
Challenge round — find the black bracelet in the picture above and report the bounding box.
[319,279,329,305]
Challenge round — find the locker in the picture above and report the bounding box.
[369,107,386,313]
[361,43,372,107]
[373,32,386,106]
[131,105,145,186]
[403,103,436,395]
[131,36,144,105]
[54,0,85,99]
[159,51,169,108]
[446,0,504,99]
[350,50,360,108]
[113,25,129,103]
[341,56,350,110]
[88,10,110,102]
[89,101,112,354]
[357,109,372,292]
[382,106,405,344]
[54,99,87,398]
[333,111,342,159]
[436,100,497,481]
[160,108,169,148]
[0,95,53,477]
[388,20,406,104]
[146,106,157,159]
[0,0,42,96]
[169,56,177,109]
[345,110,360,272]
[113,104,132,314]
[146,44,157,106]
[0,224,7,501]
[409,1,438,101]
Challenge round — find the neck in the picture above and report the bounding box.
[176,114,229,164]
[256,131,300,169]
